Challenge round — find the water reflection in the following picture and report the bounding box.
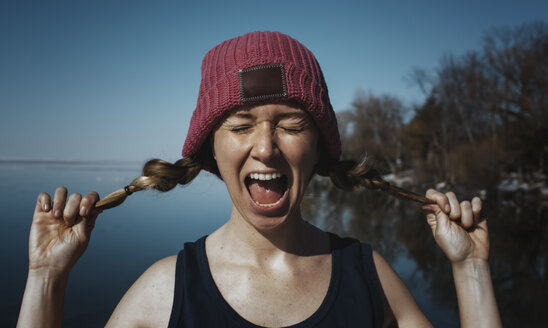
[303,177,548,327]
[3,163,546,327]
[1,162,232,327]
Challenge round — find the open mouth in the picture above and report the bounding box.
[245,172,289,208]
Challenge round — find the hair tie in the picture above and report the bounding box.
[124,185,133,196]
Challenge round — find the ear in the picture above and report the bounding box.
[313,140,331,177]
[210,136,216,160]
[315,139,322,165]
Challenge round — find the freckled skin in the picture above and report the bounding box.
[212,102,320,232]
[205,102,333,327]
[19,104,501,328]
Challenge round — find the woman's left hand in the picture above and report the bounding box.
[422,189,489,264]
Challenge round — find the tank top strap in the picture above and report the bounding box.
[359,242,385,327]
[168,233,384,328]
[167,236,208,328]
[326,232,384,327]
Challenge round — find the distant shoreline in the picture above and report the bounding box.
[0,158,142,165]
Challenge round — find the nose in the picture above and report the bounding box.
[250,122,279,162]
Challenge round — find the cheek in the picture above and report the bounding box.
[305,133,320,164]
[213,133,246,176]
[284,136,319,174]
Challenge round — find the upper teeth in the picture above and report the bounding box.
[249,172,282,181]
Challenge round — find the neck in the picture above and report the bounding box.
[212,206,329,260]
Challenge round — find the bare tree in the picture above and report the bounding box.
[340,91,409,175]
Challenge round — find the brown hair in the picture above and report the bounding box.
[95,155,431,210]
[95,156,200,210]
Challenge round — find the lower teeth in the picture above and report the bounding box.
[254,198,282,208]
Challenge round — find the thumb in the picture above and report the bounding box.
[424,203,448,232]
[435,210,451,235]
[476,218,488,233]
[82,216,97,237]
[424,203,451,237]
[73,213,98,245]
[83,208,102,236]
[426,212,437,234]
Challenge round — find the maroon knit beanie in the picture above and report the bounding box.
[182,31,341,170]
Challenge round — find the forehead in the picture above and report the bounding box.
[223,101,311,121]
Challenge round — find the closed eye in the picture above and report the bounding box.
[277,120,311,134]
[229,125,253,134]
[279,126,305,133]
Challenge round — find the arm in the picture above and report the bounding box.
[423,190,502,328]
[105,255,177,328]
[17,269,69,328]
[373,251,433,328]
[17,187,101,328]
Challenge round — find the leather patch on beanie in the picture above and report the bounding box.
[239,64,287,102]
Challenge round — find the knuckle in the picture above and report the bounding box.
[427,188,442,196]
[70,193,83,200]
[88,191,100,200]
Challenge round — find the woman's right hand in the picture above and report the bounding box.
[29,187,102,276]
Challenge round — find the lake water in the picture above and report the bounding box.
[2,162,546,327]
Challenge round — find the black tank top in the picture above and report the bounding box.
[167,233,384,327]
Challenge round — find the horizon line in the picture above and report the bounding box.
[0,157,143,165]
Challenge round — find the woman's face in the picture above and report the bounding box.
[212,102,319,231]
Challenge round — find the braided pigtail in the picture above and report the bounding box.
[327,158,433,204]
[95,156,201,210]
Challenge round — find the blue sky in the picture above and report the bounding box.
[1,0,546,162]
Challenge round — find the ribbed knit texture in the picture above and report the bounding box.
[182,31,341,166]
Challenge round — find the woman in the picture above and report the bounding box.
[17,31,502,327]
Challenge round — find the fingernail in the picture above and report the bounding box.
[80,206,87,216]
[43,203,50,211]
[445,204,451,212]
[55,210,61,218]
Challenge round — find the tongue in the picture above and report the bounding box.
[248,179,285,204]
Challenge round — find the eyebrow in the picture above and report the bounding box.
[277,112,310,120]
[229,110,309,120]
[230,112,254,119]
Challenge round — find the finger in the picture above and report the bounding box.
[74,208,101,244]
[425,207,451,237]
[446,192,461,220]
[79,191,100,217]
[425,212,438,233]
[80,215,98,237]
[63,193,82,227]
[36,192,52,213]
[460,200,473,229]
[477,217,488,232]
[52,187,68,219]
[472,197,482,224]
[425,189,450,213]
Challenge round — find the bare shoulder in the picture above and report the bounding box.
[106,255,178,328]
[372,250,433,328]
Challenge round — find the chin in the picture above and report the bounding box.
[248,208,305,236]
